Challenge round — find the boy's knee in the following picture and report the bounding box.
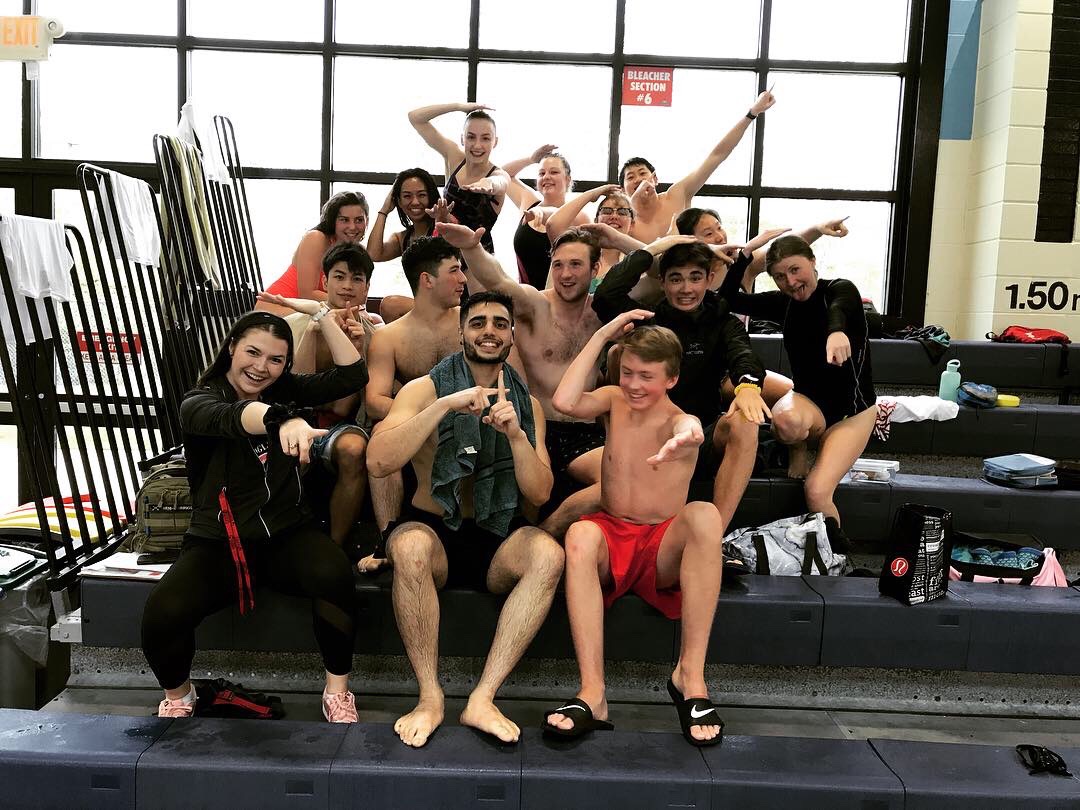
[388,527,437,568]
[726,414,759,448]
[565,523,602,566]
[772,409,807,444]
[683,501,723,534]
[333,433,367,475]
[527,531,566,580]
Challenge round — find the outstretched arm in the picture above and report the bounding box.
[547,183,621,243]
[553,309,653,418]
[666,90,776,209]
[746,217,848,281]
[646,414,705,466]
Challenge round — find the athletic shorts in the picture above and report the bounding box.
[578,510,681,619]
[387,504,526,591]
[545,421,606,479]
[310,422,369,472]
[693,417,721,479]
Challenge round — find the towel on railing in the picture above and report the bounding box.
[429,353,534,538]
[0,214,73,343]
[90,170,161,266]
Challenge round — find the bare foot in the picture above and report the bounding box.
[671,667,721,744]
[460,695,520,743]
[357,553,390,574]
[546,692,608,733]
[787,443,811,479]
[394,695,444,747]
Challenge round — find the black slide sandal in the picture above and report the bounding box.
[542,698,614,739]
[666,679,724,747]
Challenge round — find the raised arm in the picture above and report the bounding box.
[482,372,553,506]
[408,102,487,164]
[366,189,404,262]
[666,90,776,209]
[553,309,653,418]
[547,183,621,243]
[437,221,544,317]
[646,413,705,466]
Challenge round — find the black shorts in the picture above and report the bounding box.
[545,420,606,479]
[387,504,526,591]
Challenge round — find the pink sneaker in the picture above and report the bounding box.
[322,690,359,723]
[157,696,195,718]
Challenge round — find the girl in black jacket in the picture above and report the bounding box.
[720,235,878,551]
[142,301,368,722]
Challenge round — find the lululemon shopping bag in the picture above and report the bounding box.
[879,503,953,605]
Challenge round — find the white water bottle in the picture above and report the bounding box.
[938,359,961,402]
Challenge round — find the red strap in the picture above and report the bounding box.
[218,488,255,615]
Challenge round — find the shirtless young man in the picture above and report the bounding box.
[621,90,776,244]
[366,291,562,748]
[435,221,606,536]
[546,312,725,747]
[357,236,469,572]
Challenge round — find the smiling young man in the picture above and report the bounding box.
[619,90,776,244]
[435,221,608,536]
[284,243,380,548]
[592,241,769,530]
[545,311,725,746]
[365,291,562,749]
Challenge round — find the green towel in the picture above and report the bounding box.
[429,353,535,537]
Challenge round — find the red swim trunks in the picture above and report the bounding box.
[578,511,681,620]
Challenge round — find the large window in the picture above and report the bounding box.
[5,0,937,310]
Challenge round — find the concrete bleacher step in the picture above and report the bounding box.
[3,708,1078,809]
[78,574,1080,676]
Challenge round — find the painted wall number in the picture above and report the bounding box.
[1004,281,1080,312]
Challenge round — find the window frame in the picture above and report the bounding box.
[1,0,945,320]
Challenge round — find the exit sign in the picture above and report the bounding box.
[0,16,64,62]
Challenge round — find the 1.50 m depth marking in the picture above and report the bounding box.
[1004,281,1080,312]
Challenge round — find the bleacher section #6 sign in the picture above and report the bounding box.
[622,66,673,107]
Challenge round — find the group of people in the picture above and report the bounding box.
[140,90,878,750]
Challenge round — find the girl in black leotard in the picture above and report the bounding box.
[407,102,510,259]
[721,235,878,551]
[502,146,589,288]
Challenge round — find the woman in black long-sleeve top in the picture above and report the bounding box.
[142,300,369,723]
[720,235,877,550]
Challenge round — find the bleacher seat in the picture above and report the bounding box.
[0,709,169,809]
[869,739,1080,808]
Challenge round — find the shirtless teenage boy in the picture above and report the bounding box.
[358,236,469,571]
[435,221,605,536]
[621,90,776,244]
[366,291,562,748]
[545,312,725,746]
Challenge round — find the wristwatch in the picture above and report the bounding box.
[311,303,331,323]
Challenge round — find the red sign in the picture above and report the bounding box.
[76,331,143,365]
[890,557,909,577]
[622,66,673,107]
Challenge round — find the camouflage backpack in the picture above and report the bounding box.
[122,457,191,553]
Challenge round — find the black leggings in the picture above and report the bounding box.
[141,525,356,689]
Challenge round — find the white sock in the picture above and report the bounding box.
[177,684,196,705]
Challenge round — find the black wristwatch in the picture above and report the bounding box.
[745,110,757,120]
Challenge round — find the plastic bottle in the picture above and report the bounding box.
[938,359,961,402]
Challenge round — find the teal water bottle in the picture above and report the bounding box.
[938,359,961,402]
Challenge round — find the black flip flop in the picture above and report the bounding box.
[542,698,614,739]
[666,679,724,747]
